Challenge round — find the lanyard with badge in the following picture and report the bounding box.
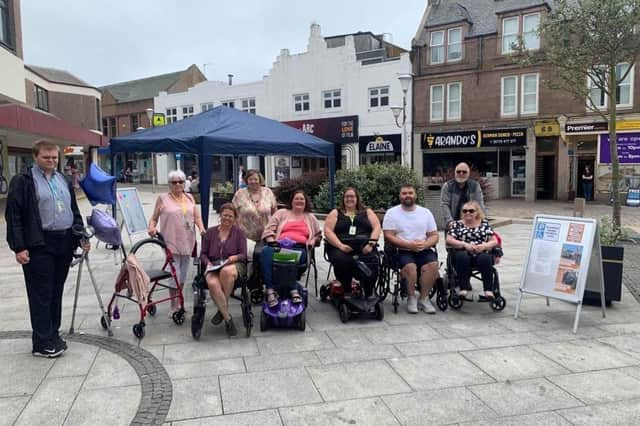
[172,193,192,230]
[46,174,65,213]
[348,214,357,236]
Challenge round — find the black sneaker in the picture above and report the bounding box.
[55,335,68,352]
[224,318,238,337]
[211,311,224,326]
[32,346,64,358]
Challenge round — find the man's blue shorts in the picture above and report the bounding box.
[398,248,438,269]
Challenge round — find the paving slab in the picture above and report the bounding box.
[0,338,31,355]
[462,346,569,381]
[220,368,322,413]
[548,369,640,404]
[244,351,321,372]
[307,359,410,402]
[467,331,548,349]
[256,332,335,354]
[14,376,83,426]
[64,385,141,426]
[459,411,572,425]
[430,320,512,338]
[47,342,99,378]
[469,378,583,417]
[171,409,283,425]
[531,340,639,373]
[163,339,259,363]
[315,344,401,365]
[163,358,246,380]
[532,326,613,342]
[394,337,477,356]
[363,324,442,345]
[382,387,494,425]
[0,396,29,426]
[166,377,223,422]
[597,333,640,359]
[557,398,640,425]
[387,353,494,391]
[0,354,53,397]
[279,397,399,426]
[82,348,140,389]
[325,328,373,348]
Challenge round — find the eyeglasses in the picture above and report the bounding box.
[170,180,185,184]
[462,209,476,214]
[455,170,468,175]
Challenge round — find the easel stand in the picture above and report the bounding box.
[69,250,113,337]
[514,214,606,333]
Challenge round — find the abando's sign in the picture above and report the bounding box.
[422,131,480,149]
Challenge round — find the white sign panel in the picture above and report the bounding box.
[116,187,148,236]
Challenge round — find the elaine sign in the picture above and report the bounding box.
[359,134,401,153]
[599,133,640,164]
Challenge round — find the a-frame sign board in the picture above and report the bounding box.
[514,215,606,333]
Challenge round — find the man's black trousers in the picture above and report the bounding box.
[22,230,73,350]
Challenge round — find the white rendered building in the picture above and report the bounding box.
[154,23,413,187]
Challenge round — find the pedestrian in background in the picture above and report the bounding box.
[441,162,485,229]
[582,165,594,201]
[5,140,90,358]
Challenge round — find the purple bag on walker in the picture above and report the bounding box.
[88,208,122,246]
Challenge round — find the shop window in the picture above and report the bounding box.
[166,108,177,123]
[293,93,310,112]
[241,98,256,114]
[368,86,389,108]
[34,85,49,112]
[422,151,505,180]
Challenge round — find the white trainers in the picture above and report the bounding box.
[418,298,436,314]
[407,296,418,314]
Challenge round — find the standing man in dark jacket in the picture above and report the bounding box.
[440,162,485,228]
[5,140,89,358]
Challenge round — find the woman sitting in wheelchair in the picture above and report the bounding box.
[324,187,381,297]
[445,201,499,300]
[201,203,247,337]
[261,190,321,307]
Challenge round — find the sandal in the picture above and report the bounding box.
[266,291,279,308]
[483,291,495,300]
[290,290,303,304]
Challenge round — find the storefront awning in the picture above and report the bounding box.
[0,103,107,147]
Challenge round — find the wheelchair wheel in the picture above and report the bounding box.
[374,302,384,321]
[392,290,399,314]
[449,294,463,310]
[296,311,306,331]
[436,295,448,311]
[339,302,350,323]
[172,309,186,325]
[491,296,507,312]
[146,304,157,316]
[319,285,329,302]
[243,308,253,337]
[260,310,269,331]
[250,288,263,305]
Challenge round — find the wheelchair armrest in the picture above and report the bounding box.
[491,246,504,258]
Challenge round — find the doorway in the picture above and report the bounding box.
[536,155,556,199]
[576,157,595,199]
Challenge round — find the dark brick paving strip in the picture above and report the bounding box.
[0,331,172,426]
[622,242,640,304]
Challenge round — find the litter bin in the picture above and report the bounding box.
[423,184,446,229]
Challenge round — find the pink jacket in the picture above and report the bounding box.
[261,208,321,245]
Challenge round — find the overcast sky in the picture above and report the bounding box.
[21,0,428,87]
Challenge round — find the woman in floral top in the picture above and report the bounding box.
[232,169,277,242]
[445,201,499,299]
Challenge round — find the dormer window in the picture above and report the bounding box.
[430,26,463,64]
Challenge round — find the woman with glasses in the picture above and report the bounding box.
[148,170,206,315]
[445,201,498,299]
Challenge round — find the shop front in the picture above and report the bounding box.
[421,128,527,199]
[283,115,358,175]
[358,134,401,165]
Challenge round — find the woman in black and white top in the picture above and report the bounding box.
[446,201,499,299]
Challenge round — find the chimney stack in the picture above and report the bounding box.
[228,74,234,86]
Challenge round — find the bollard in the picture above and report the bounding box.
[573,197,585,217]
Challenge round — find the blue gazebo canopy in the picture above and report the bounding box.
[110,106,335,225]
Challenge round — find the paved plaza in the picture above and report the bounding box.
[1,190,640,425]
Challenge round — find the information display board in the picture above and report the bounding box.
[116,187,148,236]
[515,215,605,332]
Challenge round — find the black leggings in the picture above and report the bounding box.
[326,245,378,297]
[453,251,494,292]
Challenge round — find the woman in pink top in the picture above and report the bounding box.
[261,190,321,306]
[148,170,206,314]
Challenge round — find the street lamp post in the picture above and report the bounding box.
[145,108,156,193]
[391,73,413,167]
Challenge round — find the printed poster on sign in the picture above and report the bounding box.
[554,244,584,295]
[566,223,585,243]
